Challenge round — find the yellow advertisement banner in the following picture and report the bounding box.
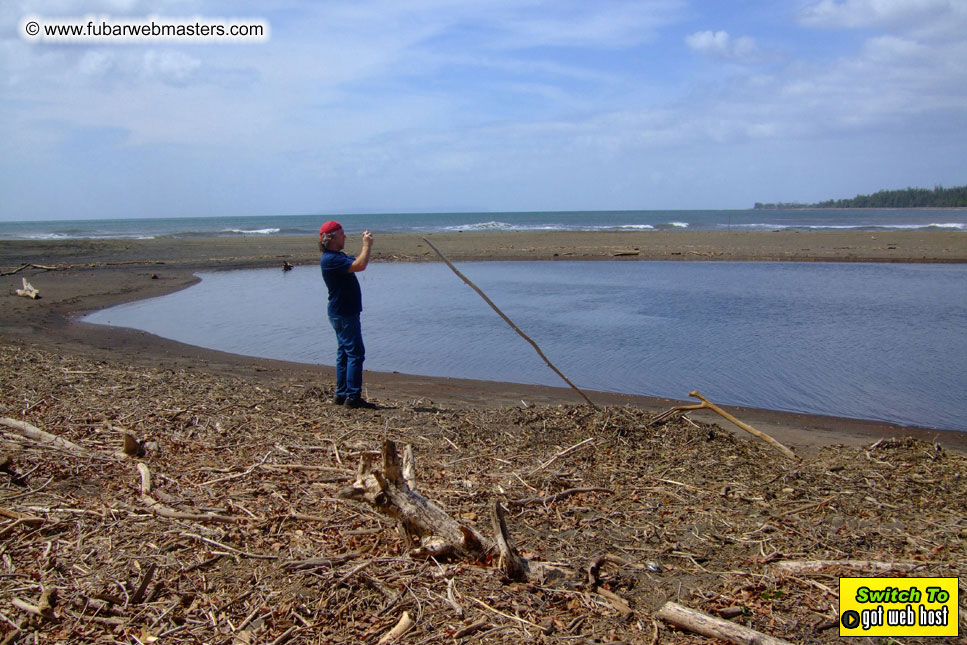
[839,577,959,637]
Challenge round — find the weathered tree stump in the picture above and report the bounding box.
[338,440,492,561]
[338,440,588,585]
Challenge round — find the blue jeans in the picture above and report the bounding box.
[329,314,365,399]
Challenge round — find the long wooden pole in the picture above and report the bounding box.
[421,237,597,408]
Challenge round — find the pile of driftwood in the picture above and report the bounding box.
[1,343,966,643]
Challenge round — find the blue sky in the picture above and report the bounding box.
[2,0,966,220]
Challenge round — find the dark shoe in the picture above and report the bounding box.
[333,395,346,405]
[344,397,378,410]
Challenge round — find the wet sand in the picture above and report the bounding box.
[2,230,966,453]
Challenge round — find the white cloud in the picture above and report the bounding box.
[685,30,761,63]
[783,0,967,132]
[140,50,201,84]
[72,49,201,85]
[3,0,689,152]
[799,0,967,38]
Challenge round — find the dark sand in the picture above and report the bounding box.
[3,230,967,453]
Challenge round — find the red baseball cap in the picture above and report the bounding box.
[319,221,342,235]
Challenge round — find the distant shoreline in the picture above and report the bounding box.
[754,184,967,209]
[752,205,967,210]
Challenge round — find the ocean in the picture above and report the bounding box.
[84,260,967,433]
[2,208,967,240]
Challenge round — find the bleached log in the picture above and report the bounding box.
[657,601,793,645]
[377,611,414,644]
[140,494,239,523]
[773,559,926,574]
[11,598,46,617]
[137,463,152,495]
[0,417,87,454]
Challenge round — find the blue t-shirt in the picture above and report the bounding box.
[321,250,362,317]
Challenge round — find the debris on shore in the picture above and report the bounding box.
[1,344,964,643]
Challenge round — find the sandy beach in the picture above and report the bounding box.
[2,229,966,451]
[2,230,967,643]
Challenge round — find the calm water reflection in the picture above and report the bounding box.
[84,261,967,431]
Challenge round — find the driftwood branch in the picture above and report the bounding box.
[1,263,61,276]
[0,263,29,277]
[11,588,57,621]
[0,507,44,525]
[587,554,634,617]
[508,487,614,509]
[531,437,594,474]
[651,391,797,460]
[490,502,527,581]
[657,601,793,645]
[338,441,579,586]
[136,463,241,523]
[338,439,492,560]
[282,552,361,572]
[0,417,87,454]
[15,278,39,299]
[377,611,414,644]
[773,559,929,574]
[130,563,156,604]
[422,236,597,408]
[137,463,152,495]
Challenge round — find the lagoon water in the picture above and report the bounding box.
[84,261,967,432]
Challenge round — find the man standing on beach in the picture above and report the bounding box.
[320,221,376,409]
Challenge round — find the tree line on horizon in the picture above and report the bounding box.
[754,184,967,209]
